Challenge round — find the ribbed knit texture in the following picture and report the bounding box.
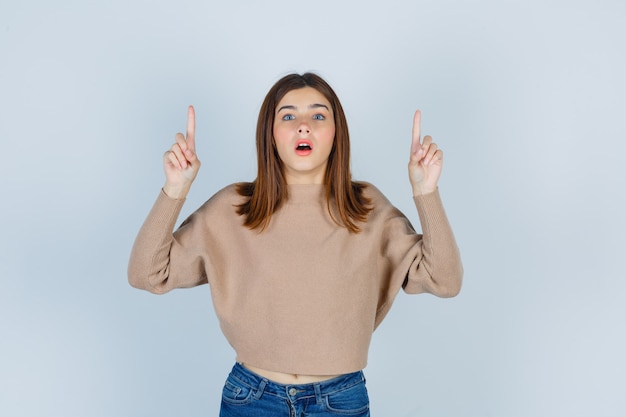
[128,183,462,375]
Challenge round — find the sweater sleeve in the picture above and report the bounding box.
[403,188,463,297]
[127,190,209,294]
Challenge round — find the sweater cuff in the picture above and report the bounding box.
[412,187,442,210]
[412,188,449,233]
[147,189,187,229]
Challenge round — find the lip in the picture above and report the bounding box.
[295,139,313,156]
[295,139,313,150]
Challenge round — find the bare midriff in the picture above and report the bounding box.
[242,363,342,384]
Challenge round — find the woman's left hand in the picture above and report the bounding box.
[408,110,443,196]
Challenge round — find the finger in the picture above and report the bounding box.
[185,147,198,163]
[428,149,444,166]
[164,150,183,171]
[175,132,187,151]
[423,141,438,165]
[173,134,189,168]
[411,110,422,154]
[170,143,188,169]
[421,136,433,153]
[175,131,200,166]
[186,105,196,152]
[412,134,432,163]
[176,132,199,164]
[434,149,444,163]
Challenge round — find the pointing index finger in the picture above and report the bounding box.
[411,110,421,153]
[186,105,196,152]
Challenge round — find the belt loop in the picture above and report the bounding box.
[314,382,322,404]
[254,378,268,400]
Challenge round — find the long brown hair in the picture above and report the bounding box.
[236,73,372,233]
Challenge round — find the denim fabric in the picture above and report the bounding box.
[219,363,370,417]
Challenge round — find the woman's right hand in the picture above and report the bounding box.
[162,106,201,199]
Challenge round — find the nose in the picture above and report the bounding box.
[297,123,311,135]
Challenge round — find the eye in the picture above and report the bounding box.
[313,114,325,121]
[282,114,295,121]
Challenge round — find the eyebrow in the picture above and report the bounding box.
[277,103,330,113]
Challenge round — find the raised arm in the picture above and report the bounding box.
[404,110,462,297]
[128,106,207,293]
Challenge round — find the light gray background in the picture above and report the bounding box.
[1,0,624,416]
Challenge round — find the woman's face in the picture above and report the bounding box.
[273,87,335,184]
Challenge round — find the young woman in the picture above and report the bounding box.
[128,73,463,416]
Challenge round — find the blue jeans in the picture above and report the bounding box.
[219,363,370,416]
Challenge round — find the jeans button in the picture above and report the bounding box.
[289,387,297,396]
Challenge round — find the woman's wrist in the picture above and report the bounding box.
[411,183,437,197]
[163,183,191,200]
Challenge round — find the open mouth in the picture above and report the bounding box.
[295,140,313,155]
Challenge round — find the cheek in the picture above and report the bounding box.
[272,127,291,156]
[272,125,281,142]
[317,132,335,160]
[321,127,336,146]
[274,123,294,141]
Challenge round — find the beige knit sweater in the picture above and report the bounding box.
[128,183,462,375]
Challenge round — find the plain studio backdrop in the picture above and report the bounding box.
[1,0,624,416]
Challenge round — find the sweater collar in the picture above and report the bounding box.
[286,184,326,204]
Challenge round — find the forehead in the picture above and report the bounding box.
[276,87,331,110]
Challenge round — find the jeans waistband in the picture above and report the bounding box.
[228,362,365,402]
